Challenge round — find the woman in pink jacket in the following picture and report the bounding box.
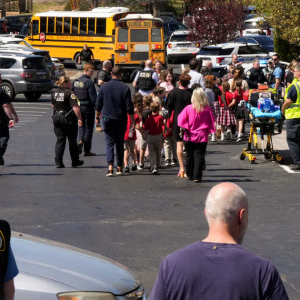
[177,88,215,183]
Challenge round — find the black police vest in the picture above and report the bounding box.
[137,70,156,91]
[0,220,11,300]
[73,76,91,105]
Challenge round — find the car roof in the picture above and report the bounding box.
[0,37,25,42]
[0,46,49,54]
[204,42,257,48]
[244,16,264,22]
[171,30,190,36]
[0,52,44,58]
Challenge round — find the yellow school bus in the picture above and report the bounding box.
[114,14,166,70]
[25,7,129,69]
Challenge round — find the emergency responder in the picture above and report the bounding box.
[72,63,97,156]
[78,44,94,67]
[0,73,17,165]
[52,76,84,168]
[246,58,267,89]
[97,60,112,88]
[1,220,19,300]
[227,54,243,71]
[133,59,159,96]
[269,54,285,90]
[281,63,300,170]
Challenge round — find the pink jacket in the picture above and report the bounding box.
[177,105,216,143]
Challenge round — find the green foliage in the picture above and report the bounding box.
[274,35,300,62]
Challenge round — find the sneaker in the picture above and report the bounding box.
[72,160,84,167]
[106,170,114,177]
[131,164,137,171]
[116,167,123,175]
[137,164,144,170]
[165,160,171,167]
[290,164,300,170]
[226,130,232,141]
[236,137,242,142]
[151,169,158,175]
[221,133,225,141]
[78,141,83,155]
[171,159,177,166]
[55,162,65,168]
[84,152,96,157]
[124,165,130,173]
[211,133,216,142]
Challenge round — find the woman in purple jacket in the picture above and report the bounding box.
[178,88,215,183]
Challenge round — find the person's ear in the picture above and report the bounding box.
[204,209,207,219]
[238,208,246,224]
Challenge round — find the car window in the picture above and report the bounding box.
[238,45,266,55]
[169,23,186,32]
[0,58,16,69]
[199,47,221,55]
[23,57,46,69]
[170,35,187,42]
[219,48,234,55]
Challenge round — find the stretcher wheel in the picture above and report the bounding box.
[240,153,246,160]
[250,160,255,164]
[264,153,272,160]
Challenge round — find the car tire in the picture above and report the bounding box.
[74,53,83,70]
[1,82,15,100]
[24,92,42,101]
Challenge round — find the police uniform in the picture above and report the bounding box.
[135,68,159,96]
[52,87,80,167]
[72,74,97,154]
[79,48,93,66]
[246,67,266,89]
[97,69,111,88]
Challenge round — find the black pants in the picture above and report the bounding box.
[53,116,79,164]
[184,141,207,181]
[102,118,126,167]
[0,125,9,156]
[286,118,300,165]
[78,105,95,153]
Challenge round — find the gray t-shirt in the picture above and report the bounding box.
[149,241,289,300]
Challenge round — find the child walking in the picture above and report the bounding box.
[143,101,167,174]
[163,111,177,166]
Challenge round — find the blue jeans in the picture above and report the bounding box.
[102,118,126,167]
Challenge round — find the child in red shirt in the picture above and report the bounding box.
[163,111,177,166]
[218,81,236,141]
[143,101,168,174]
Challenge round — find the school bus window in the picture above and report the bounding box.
[131,29,148,42]
[118,28,128,42]
[64,17,70,34]
[80,18,87,35]
[56,17,63,34]
[72,17,79,34]
[32,20,39,35]
[151,28,161,42]
[48,17,55,33]
[40,17,47,33]
[96,18,106,35]
[88,18,95,35]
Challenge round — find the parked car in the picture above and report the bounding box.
[163,18,186,45]
[157,12,176,20]
[167,30,200,63]
[196,42,271,66]
[12,232,146,300]
[241,16,274,38]
[0,44,56,81]
[0,35,34,48]
[241,59,289,75]
[234,35,274,52]
[0,53,53,100]
[51,57,66,79]
[211,65,227,79]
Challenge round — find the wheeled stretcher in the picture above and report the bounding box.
[240,91,284,164]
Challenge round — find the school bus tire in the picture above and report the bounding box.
[74,53,83,70]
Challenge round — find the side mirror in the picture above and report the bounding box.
[112,29,115,36]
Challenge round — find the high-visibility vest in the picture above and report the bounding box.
[285,81,300,119]
[285,77,298,98]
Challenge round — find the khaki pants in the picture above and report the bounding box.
[164,136,177,161]
[147,134,163,169]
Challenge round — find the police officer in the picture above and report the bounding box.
[269,54,285,90]
[97,60,112,88]
[78,44,94,67]
[72,63,97,156]
[1,220,19,300]
[133,59,159,96]
[282,63,300,170]
[52,76,84,168]
[246,58,267,89]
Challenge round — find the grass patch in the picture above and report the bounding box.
[33,2,65,14]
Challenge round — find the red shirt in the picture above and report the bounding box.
[124,113,140,141]
[143,113,164,135]
[233,89,244,103]
[222,91,233,107]
[163,111,174,138]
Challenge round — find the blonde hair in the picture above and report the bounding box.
[150,101,161,113]
[152,96,162,109]
[288,59,298,71]
[56,76,70,87]
[191,88,209,113]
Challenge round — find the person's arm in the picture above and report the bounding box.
[3,279,15,300]
[133,71,140,88]
[247,72,258,89]
[153,72,159,85]
[97,71,106,86]
[220,95,228,109]
[2,104,14,128]
[88,80,97,106]
[95,90,103,126]
[228,98,236,108]
[90,50,94,62]
[8,103,18,123]
[282,85,297,114]
[281,98,293,114]
[72,105,82,126]
[78,51,82,64]
[125,87,134,116]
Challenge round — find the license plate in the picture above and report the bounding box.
[119,53,126,57]
[180,49,189,51]
[39,75,46,79]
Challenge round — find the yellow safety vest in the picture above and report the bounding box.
[285,81,300,119]
[284,77,298,98]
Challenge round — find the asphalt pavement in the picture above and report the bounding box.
[1,63,300,299]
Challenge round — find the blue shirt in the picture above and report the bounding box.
[149,241,288,300]
[270,66,283,88]
[287,85,298,103]
[4,246,19,282]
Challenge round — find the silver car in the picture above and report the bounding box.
[12,232,146,300]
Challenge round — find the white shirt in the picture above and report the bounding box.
[134,67,159,96]
[188,70,205,89]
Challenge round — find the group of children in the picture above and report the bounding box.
[123,89,177,175]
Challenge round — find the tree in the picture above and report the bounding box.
[252,0,300,47]
[184,0,247,45]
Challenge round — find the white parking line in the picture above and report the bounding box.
[19,120,36,122]
[279,165,300,174]
[13,102,50,105]
[16,111,48,113]
[13,107,50,110]
[17,114,43,117]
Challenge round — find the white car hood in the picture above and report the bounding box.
[12,233,140,295]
